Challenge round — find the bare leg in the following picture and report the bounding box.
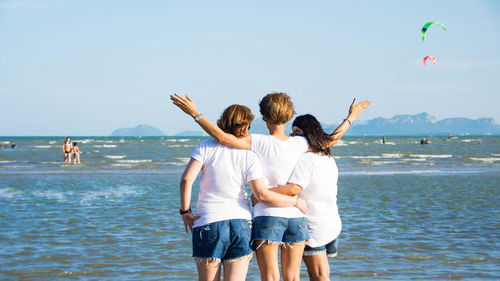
[222,254,252,281]
[255,240,280,281]
[196,258,222,281]
[303,253,330,281]
[281,240,306,281]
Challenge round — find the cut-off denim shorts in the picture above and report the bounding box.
[192,219,253,262]
[252,216,310,247]
[303,237,339,257]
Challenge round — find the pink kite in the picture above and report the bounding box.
[423,55,437,66]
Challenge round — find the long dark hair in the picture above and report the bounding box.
[292,114,332,156]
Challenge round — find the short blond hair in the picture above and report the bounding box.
[217,104,254,137]
[259,92,295,124]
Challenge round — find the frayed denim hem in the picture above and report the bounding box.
[253,239,284,251]
[303,249,327,256]
[223,253,253,264]
[327,252,338,258]
[194,257,221,265]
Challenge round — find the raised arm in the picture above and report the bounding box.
[170,94,251,150]
[180,158,202,233]
[249,178,307,214]
[328,98,370,147]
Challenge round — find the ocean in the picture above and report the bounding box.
[0,136,498,280]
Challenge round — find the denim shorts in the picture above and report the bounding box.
[192,219,253,261]
[303,237,339,257]
[252,216,310,246]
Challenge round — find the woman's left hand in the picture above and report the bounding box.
[182,213,200,234]
[170,94,200,118]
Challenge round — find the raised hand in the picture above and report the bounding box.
[170,93,200,118]
[348,98,370,120]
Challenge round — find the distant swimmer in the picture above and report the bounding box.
[10,142,16,149]
[63,137,73,163]
[73,142,81,164]
[420,137,429,145]
[446,134,453,141]
[382,136,386,144]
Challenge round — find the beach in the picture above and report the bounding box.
[0,136,499,280]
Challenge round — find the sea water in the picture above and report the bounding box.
[0,136,498,280]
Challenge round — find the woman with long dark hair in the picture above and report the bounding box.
[277,114,343,281]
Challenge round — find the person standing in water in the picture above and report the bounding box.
[63,137,73,163]
[72,142,81,164]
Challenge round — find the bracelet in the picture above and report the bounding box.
[344,118,352,125]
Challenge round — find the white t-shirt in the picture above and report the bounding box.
[191,139,263,228]
[288,152,342,247]
[251,134,309,218]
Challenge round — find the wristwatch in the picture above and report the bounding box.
[193,113,203,122]
[179,208,192,215]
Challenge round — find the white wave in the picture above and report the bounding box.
[78,139,94,144]
[80,186,139,204]
[0,160,15,163]
[409,154,452,158]
[32,190,65,201]
[370,160,404,165]
[93,145,117,148]
[111,163,133,167]
[350,155,381,159]
[168,145,183,148]
[404,158,427,162]
[342,169,460,176]
[116,159,152,163]
[469,157,500,163]
[381,153,403,158]
[0,141,10,144]
[461,139,481,143]
[95,140,114,143]
[175,157,190,164]
[0,188,22,199]
[33,145,53,148]
[492,154,500,157]
[335,140,347,146]
[104,155,127,159]
[119,139,125,143]
[49,141,57,144]
[383,142,396,145]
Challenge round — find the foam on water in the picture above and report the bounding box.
[469,157,500,163]
[33,145,53,148]
[93,145,117,148]
[104,155,127,159]
[116,159,152,163]
[0,188,22,199]
[410,154,452,158]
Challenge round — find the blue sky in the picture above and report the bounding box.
[1,0,499,136]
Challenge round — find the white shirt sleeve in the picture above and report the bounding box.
[288,156,312,190]
[190,141,205,164]
[245,152,264,183]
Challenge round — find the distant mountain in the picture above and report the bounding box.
[111,125,166,136]
[324,113,500,136]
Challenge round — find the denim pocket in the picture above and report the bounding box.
[239,220,252,239]
[196,223,218,244]
[297,217,308,230]
[255,216,277,231]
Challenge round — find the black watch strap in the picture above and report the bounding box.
[179,208,192,215]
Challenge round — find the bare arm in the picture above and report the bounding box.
[267,183,303,196]
[328,98,370,147]
[180,158,202,233]
[249,179,307,214]
[170,94,251,149]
